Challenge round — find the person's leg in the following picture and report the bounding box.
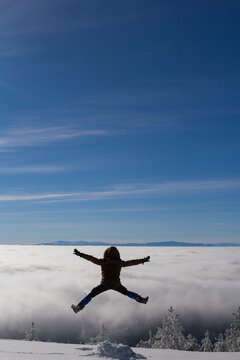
[115,285,149,304]
[72,284,107,313]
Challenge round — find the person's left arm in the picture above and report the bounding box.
[121,256,150,267]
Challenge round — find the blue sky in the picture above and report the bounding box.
[0,0,239,244]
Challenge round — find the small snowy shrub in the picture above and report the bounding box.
[25,322,39,341]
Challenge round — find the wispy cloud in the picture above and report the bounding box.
[0,0,118,41]
[0,0,144,36]
[0,125,109,149]
[0,192,77,202]
[0,165,70,174]
[0,43,35,57]
[0,0,64,35]
[1,179,239,203]
[0,0,104,60]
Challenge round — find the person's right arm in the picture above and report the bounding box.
[73,249,102,265]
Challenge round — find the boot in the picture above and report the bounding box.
[71,294,92,313]
[136,295,149,304]
[71,303,85,313]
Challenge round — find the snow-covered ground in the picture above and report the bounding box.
[0,339,239,360]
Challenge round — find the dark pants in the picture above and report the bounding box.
[78,284,141,307]
[90,284,129,297]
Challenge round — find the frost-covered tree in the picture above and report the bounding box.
[185,334,200,351]
[25,322,39,341]
[225,307,240,351]
[225,326,237,351]
[232,307,240,330]
[201,331,213,352]
[214,333,227,352]
[137,330,155,348]
[152,306,186,350]
[87,324,109,345]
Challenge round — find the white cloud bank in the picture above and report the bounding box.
[0,246,239,344]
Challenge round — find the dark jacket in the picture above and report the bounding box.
[79,248,145,288]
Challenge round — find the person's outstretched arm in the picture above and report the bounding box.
[73,249,102,265]
[122,256,150,267]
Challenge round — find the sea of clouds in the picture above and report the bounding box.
[0,245,240,345]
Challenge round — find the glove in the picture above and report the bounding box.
[143,256,150,263]
[73,249,82,257]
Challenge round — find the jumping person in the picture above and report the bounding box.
[71,246,150,313]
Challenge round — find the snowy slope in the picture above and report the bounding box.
[0,340,239,360]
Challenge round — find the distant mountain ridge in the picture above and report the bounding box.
[39,240,240,247]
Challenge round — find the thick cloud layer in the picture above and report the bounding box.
[0,246,240,344]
